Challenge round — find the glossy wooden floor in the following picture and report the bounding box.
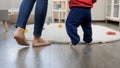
[0,22,120,68]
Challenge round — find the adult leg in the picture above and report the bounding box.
[14,0,36,46]
[32,0,51,47]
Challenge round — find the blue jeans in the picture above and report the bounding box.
[15,0,48,37]
[65,7,92,45]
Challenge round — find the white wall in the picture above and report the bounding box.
[47,0,52,17]
[0,0,106,20]
[0,0,11,10]
[91,0,106,20]
[11,0,21,8]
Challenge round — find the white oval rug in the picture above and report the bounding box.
[25,23,120,44]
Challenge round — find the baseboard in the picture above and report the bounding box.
[92,20,105,22]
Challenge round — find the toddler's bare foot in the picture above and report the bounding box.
[86,43,92,46]
[32,36,51,47]
[13,27,29,46]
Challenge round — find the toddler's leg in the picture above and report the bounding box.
[81,9,92,43]
[65,7,84,45]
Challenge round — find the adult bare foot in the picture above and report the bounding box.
[32,36,51,47]
[13,27,29,46]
